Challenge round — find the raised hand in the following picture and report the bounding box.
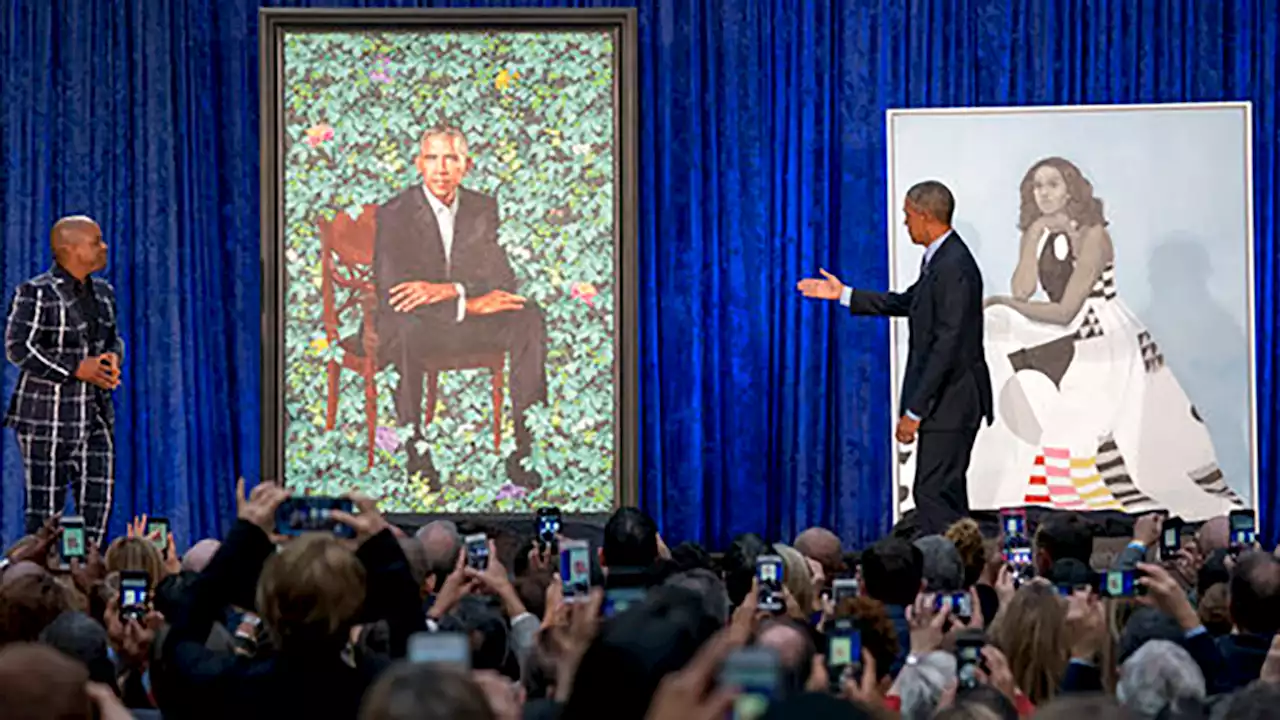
[235,477,291,534]
[796,268,844,301]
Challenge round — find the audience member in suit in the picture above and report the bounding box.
[374,124,547,490]
[798,181,992,535]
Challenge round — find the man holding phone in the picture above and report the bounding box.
[5,216,123,545]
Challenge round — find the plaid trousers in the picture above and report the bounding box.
[17,416,114,546]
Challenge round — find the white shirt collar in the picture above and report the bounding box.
[423,186,459,215]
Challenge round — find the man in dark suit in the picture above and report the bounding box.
[798,181,992,535]
[5,216,123,544]
[374,125,547,489]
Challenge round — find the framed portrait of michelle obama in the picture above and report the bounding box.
[259,9,639,515]
[886,102,1256,522]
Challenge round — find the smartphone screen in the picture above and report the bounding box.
[560,539,591,600]
[825,617,862,691]
[274,497,356,538]
[464,534,489,571]
[933,592,972,619]
[956,639,984,689]
[407,632,470,668]
[147,517,170,555]
[832,578,859,605]
[720,647,781,720]
[1229,510,1256,547]
[59,516,86,566]
[119,571,150,623]
[536,507,561,547]
[1160,519,1184,556]
[755,555,785,614]
[602,587,647,618]
[1001,510,1027,537]
[1097,570,1140,598]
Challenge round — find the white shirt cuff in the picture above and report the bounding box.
[839,286,852,307]
[454,284,466,322]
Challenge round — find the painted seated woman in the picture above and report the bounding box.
[972,156,1241,519]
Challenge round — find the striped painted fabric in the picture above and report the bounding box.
[1023,446,1124,511]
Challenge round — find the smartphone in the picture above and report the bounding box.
[933,591,973,620]
[1097,569,1142,598]
[559,539,591,600]
[832,577,859,605]
[1001,509,1027,538]
[274,497,356,539]
[536,507,561,549]
[464,533,490,571]
[825,617,863,692]
[1160,518,1184,558]
[755,555,785,614]
[955,636,985,690]
[1005,545,1034,586]
[58,516,86,568]
[119,570,150,623]
[1229,509,1256,549]
[602,587,648,618]
[407,631,470,668]
[146,517,170,557]
[720,647,781,720]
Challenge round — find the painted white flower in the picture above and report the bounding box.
[572,143,590,155]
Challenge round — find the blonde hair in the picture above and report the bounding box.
[256,534,367,652]
[772,543,815,618]
[104,537,164,588]
[989,582,1069,705]
[945,518,986,587]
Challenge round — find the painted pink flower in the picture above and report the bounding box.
[304,123,334,148]
[496,483,528,501]
[375,426,401,453]
[369,56,393,84]
[570,281,598,307]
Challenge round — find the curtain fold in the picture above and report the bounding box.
[2,0,1276,551]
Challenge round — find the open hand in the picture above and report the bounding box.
[466,290,526,316]
[235,477,290,534]
[796,268,844,301]
[390,281,459,313]
[75,355,120,390]
[330,491,390,541]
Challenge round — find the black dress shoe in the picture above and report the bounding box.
[505,451,542,490]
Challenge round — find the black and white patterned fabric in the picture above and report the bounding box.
[1076,307,1104,340]
[1189,462,1245,507]
[1087,263,1118,300]
[1138,331,1165,373]
[1096,434,1159,512]
[4,267,121,542]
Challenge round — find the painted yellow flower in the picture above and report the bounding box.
[311,337,329,351]
[495,69,513,90]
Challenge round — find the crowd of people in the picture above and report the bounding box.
[1,478,1279,719]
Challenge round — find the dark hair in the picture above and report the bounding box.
[0,572,72,645]
[906,180,956,224]
[602,507,659,569]
[951,684,1020,720]
[1035,512,1094,566]
[1118,607,1185,664]
[1197,549,1230,597]
[835,595,901,679]
[861,537,924,607]
[1206,678,1280,720]
[358,661,495,720]
[1229,551,1280,634]
[1017,157,1108,231]
[669,541,713,573]
[38,611,117,689]
[438,596,513,677]
[722,533,770,607]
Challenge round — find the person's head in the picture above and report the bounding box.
[1034,511,1094,576]
[895,650,956,719]
[668,541,714,573]
[601,507,659,570]
[103,536,165,587]
[1195,517,1230,555]
[1208,678,1280,720]
[914,535,965,592]
[1196,549,1230,597]
[0,571,72,644]
[438,596,514,677]
[794,527,845,584]
[0,643,93,719]
[1116,639,1205,718]
[417,520,462,593]
[903,181,955,246]
[50,215,107,277]
[944,685,1019,720]
[663,569,730,626]
[1017,157,1107,231]
[722,533,770,607]
[773,543,816,616]
[1034,694,1137,720]
[1196,582,1231,636]
[945,518,986,588]
[1117,607,1185,665]
[989,581,1069,706]
[37,611,116,688]
[860,537,924,607]
[1228,550,1280,634]
[181,539,221,574]
[255,533,367,653]
[834,595,901,680]
[397,537,430,599]
[756,618,816,693]
[359,661,495,720]
[415,125,471,204]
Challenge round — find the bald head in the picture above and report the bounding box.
[794,527,844,579]
[181,539,222,574]
[1197,517,1230,554]
[416,520,461,591]
[49,216,106,276]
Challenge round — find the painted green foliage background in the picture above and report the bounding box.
[281,30,617,514]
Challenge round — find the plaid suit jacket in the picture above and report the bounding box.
[4,268,123,440]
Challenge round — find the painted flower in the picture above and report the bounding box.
[310,336,329,351]
[495,69,520,91]
[304,123,334,147]
[572,143,591,155]
[375,426,401,453]
[369,56,393,84]
[570,281,598,307]
[496,483,528,501]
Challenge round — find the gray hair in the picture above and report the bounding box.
[1117,640,1205,717]
[913,535,965,592]
[896,650,957,720]
[664,569,731,625]
[418,124,469,157]
[906,180,955,224]
[416,520,461,589]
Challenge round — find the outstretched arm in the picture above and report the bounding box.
[796,268,915,317]
[1002,227,1113,326]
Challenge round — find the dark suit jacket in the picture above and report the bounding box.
[847,233,993,431]
[373,185,518,333]
[4,267,122,439]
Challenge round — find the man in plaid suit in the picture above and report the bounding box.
[5,216,123,544]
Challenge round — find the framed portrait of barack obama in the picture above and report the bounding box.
[259,9,639,515]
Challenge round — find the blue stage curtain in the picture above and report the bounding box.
[2,0,1276,550]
